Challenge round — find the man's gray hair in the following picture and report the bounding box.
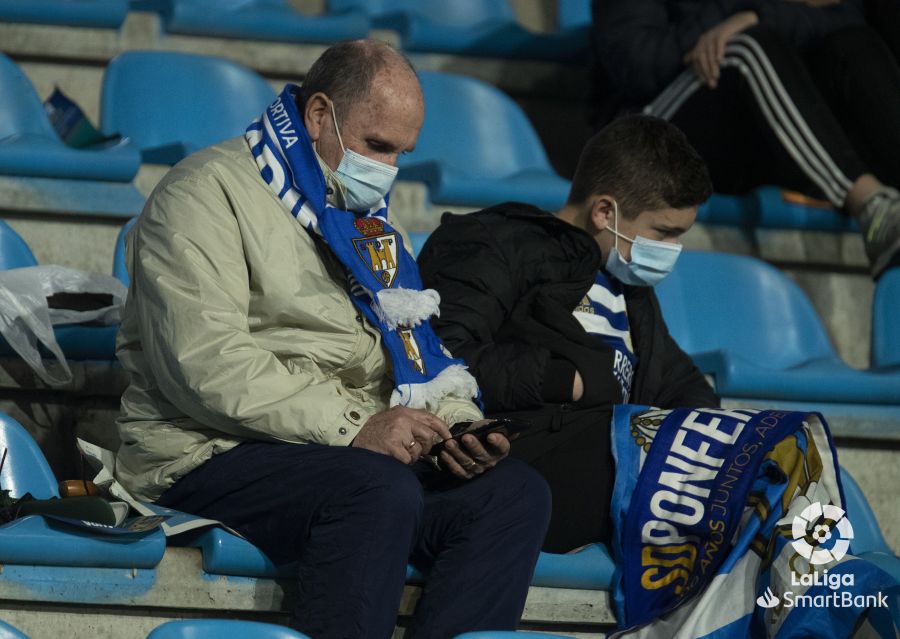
[298,39,416,124]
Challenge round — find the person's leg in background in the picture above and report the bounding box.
[646,25,900,278]
[157,442,424,639]
[405,457,551,639]
[805,24,900,276]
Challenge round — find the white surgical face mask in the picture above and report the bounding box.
[328,100,398,212]
[604,201,682,287]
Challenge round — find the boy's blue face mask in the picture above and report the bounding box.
[328,100,398,212]
[605,201,682,287]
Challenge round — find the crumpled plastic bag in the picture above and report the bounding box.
[0,266,127,386]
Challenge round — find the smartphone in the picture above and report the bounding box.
[429,418,532,456]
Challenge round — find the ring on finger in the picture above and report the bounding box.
[407,440,418,450]
[462,460,478,470]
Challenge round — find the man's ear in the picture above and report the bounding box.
[588,195,616,232]
[304,92,331,143]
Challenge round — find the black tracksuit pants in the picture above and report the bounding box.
[646,24,900,209]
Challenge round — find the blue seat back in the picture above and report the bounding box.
[873,268,900,369]
[0,220,38,269]
[840,466,891,556]
[557,0,591,30]
[329,0,515,25]
[655,251,837,369]
[0,620,30,639]
[0,53,58,140]
[100,51,275,156]
[403,72,552,179]
[0,412,59,500]
[147,620,311,638]
[455,633,575,639]
[113,217,137,286]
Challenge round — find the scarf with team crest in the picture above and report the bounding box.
[245,85,479,410]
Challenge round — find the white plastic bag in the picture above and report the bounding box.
[0,266,127,385]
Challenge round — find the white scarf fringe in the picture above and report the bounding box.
[375,287,441,328]
[390,364,479,411]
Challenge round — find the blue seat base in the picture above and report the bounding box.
[0,0,128,28]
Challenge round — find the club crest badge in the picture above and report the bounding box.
[398,326,426,375]
[353,232,399,288]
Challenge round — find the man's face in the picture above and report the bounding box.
[311,65,424,172]
[599,205,697,262]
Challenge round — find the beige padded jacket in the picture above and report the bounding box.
[114,137,482,501]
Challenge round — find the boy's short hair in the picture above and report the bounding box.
[568,115,713,219]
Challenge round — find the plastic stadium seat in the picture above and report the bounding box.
[655,251,900,404]
[0,412,58,500]
[187,525,615,590]
[0,220,38,269]
[0,620,29,639]
[0,222,119,361]
[329,0,590,61]
[147,620,311,638]
[161,0,368,45]
[754,186,854,231]
[113,217,137,287]
[399,72,570,210]
[0,412,166,569]
[0,0,128,28]
[873,268,900,370]
[101,51,276,164]
[0,54,140,182]
[406,231,429,259]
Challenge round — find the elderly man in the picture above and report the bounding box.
[418,115,720,554]
[114,40,550,639]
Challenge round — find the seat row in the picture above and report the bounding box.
[0,618,573,639]
[0,50,849,229]
[1,218,897,410]
[0,0,591,62]
[0,410,896,636]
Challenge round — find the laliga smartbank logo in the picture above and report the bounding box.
[790,502,853,565]
[755,502,888,610]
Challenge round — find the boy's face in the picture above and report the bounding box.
[598,205,697,263]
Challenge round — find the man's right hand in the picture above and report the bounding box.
[573,370,584,402]
[352,406,453,464]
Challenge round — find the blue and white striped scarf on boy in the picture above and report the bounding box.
[245,85,479,410]
[573,270,637,401]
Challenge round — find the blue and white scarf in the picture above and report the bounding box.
[610,406,898,638]
[573,270,636,401]
[245,85,479,410]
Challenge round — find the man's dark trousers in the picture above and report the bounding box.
[157,441,552,639]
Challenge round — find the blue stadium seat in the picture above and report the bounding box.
[113,218,137,287]
[873,268,900,371]
[161,0,368,45]
[841,467,900,586]
[185,525,614,590]
[0,412,166,569]
[329,0,589,61]
[0,0,128,28]
[0,220,38,269]
[754,186,853,231]
[406,231,429,258]
[0,54,140,182]
[0,412,58,500]
[0,222,120,361]
[0,620,29,639]
[400,72,570,210]
[101,51,276,164]
[655,251,900,404]
[148,620,311,639]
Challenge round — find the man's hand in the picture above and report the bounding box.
[684,11,758,88]
[438,419,510,480]
[352,406,452,464]
[573,370,584,402]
